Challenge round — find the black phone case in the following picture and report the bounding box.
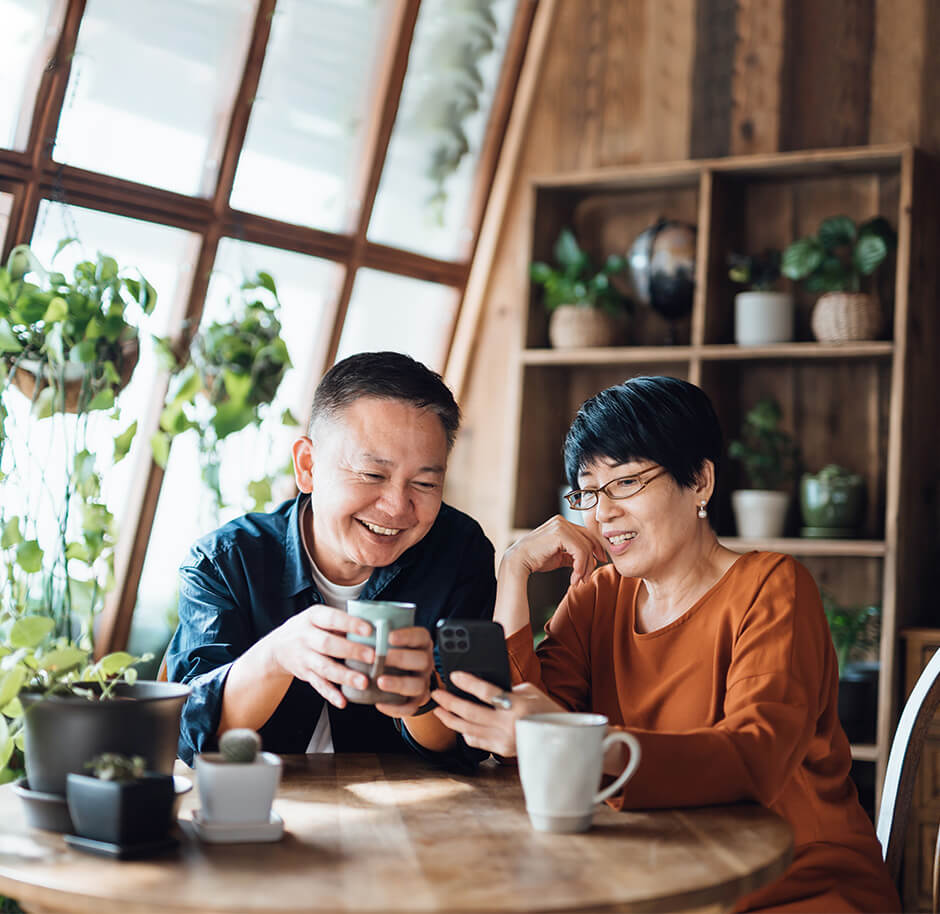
[436,619,512,705]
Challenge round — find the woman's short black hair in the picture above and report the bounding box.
[563,376,723,493]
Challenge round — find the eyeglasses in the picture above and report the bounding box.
[563,467,667,511]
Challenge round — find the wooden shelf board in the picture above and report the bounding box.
[850,744,880,762]
[720,538,887,557]
[520,341,893,366]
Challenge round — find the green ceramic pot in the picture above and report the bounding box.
[799,465,865,535]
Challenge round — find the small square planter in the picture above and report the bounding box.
[66,772,176,845]
[195,751,282,824]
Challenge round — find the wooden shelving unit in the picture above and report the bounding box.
[504,144,940,808]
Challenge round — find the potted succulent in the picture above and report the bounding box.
[193,729,283,841]
[728,397,799,538]
[800,464,866,537]
[530,229,631,349]
[823,592,880,744]
[728,249,793,345]
[153,271,295,515]
[66,752,184,852]
[781,215,897,341]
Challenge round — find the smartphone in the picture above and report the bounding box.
[436,619,512,705]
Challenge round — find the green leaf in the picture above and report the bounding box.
[53,237,77,260]
[9,616,54,649]
[38,646,88,673]
[854,233,888,276]
[97,651,134,676]
[70,338,97,364]
[255,271,277,298]
[32,386,56,419]
[211,400,254,439]
[530,262,553,284]
[280,408,299,427]
[781,238,825,281]
[66,540,90,562]
[96,255,118,283]
[1,516,22,549]
[42,295,68,323]
[87,388,115,411]
[150,431,170,468]
[166,363,201,405]
[553,229,583,270]
[818,216,856,251]
[247,477,272,513]
[0,319,23,354]
[4,698,24,719]
[221,369,253,406]
[15,539,43,573]
[0,668,26,709]
[113,420,137,462]
[0,732,12,771]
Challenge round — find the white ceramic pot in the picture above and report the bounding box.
[734,292,794,345]
[731,490,790,538]
[195,751,282,824]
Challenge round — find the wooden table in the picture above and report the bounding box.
[0,754,792,914]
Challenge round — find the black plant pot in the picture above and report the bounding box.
[837,664,879,744]
[66,773,175,844]
[20,681,190,795]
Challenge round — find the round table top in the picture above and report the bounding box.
[0,754,792,914]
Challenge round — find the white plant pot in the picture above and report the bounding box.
[195,751,282,824]
[731,490,790,538]
[734,292,794,345]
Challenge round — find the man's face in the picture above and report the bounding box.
[292,396,449,586]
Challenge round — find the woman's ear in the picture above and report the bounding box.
[291,437,315,493]
[694,459,716,502]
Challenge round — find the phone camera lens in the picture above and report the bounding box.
[457,640,469,652]
[443,639,455,651]
[454,627,467,638]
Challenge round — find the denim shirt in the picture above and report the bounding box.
[166,494,496,768]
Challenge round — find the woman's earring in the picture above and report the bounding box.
[697,501,707,519]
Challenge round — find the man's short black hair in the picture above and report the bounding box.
[563,376,723,493]
[309,351,461,449]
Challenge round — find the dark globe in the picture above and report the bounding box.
[627,219,697,321]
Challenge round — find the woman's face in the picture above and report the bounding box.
[576,456,708,580]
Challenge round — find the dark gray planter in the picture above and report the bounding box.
[66,772,175,844]
[837,663,878,744]
[20,681,189,795]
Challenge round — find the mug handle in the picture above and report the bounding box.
[593,731,642,804]
[369,618,390,681]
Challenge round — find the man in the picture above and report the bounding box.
[167,351,496,767]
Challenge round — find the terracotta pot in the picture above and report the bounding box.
[811,292,882,342]
[11,335,140,412]
[548,305,623,349]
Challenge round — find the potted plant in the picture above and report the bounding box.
[66,752,183,852]
[781,215,897,342]
[728,249,793,345]
[530,228,631,349]
[193,729,283,842]
[728,397,799,538]
[153,271,295,515]
[0,241,155,413]
[0,614,188,796]
[800,464,866,537]
[823,592,880,744]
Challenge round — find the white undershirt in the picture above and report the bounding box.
[299,502,367,753]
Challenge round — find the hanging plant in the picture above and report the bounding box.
[153,271,296,513]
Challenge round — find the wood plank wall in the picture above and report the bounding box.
[446,0,940,549]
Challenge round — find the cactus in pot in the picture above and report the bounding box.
[219,729,261,764]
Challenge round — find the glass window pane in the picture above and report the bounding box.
[53,0,256,195]
[230,0,388,231]
[368,0,518,260]
[0,0,66,150]
[336,269,457,372]
[28,201,200,533]
[0,192,12,241]
[133,241,342,651]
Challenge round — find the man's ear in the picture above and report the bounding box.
[291,437,314,493]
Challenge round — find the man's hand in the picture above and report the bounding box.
[375,626,434,718]
[264,604,377,709]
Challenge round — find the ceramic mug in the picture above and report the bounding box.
[515,712,641,833]
[342,600,417,705]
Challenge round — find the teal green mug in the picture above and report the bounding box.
[343,600,416,705]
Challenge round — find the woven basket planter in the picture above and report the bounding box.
[548,305,622,349]
[11,336,139,412]
[811,292,882,342]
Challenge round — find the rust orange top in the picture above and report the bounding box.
[506,551,900,913]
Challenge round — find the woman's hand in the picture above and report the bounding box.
[431,672,564,757]
[500,515,607,588]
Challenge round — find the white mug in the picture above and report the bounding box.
[515,712,641,833]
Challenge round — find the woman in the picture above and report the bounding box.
[432,376,899,913]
